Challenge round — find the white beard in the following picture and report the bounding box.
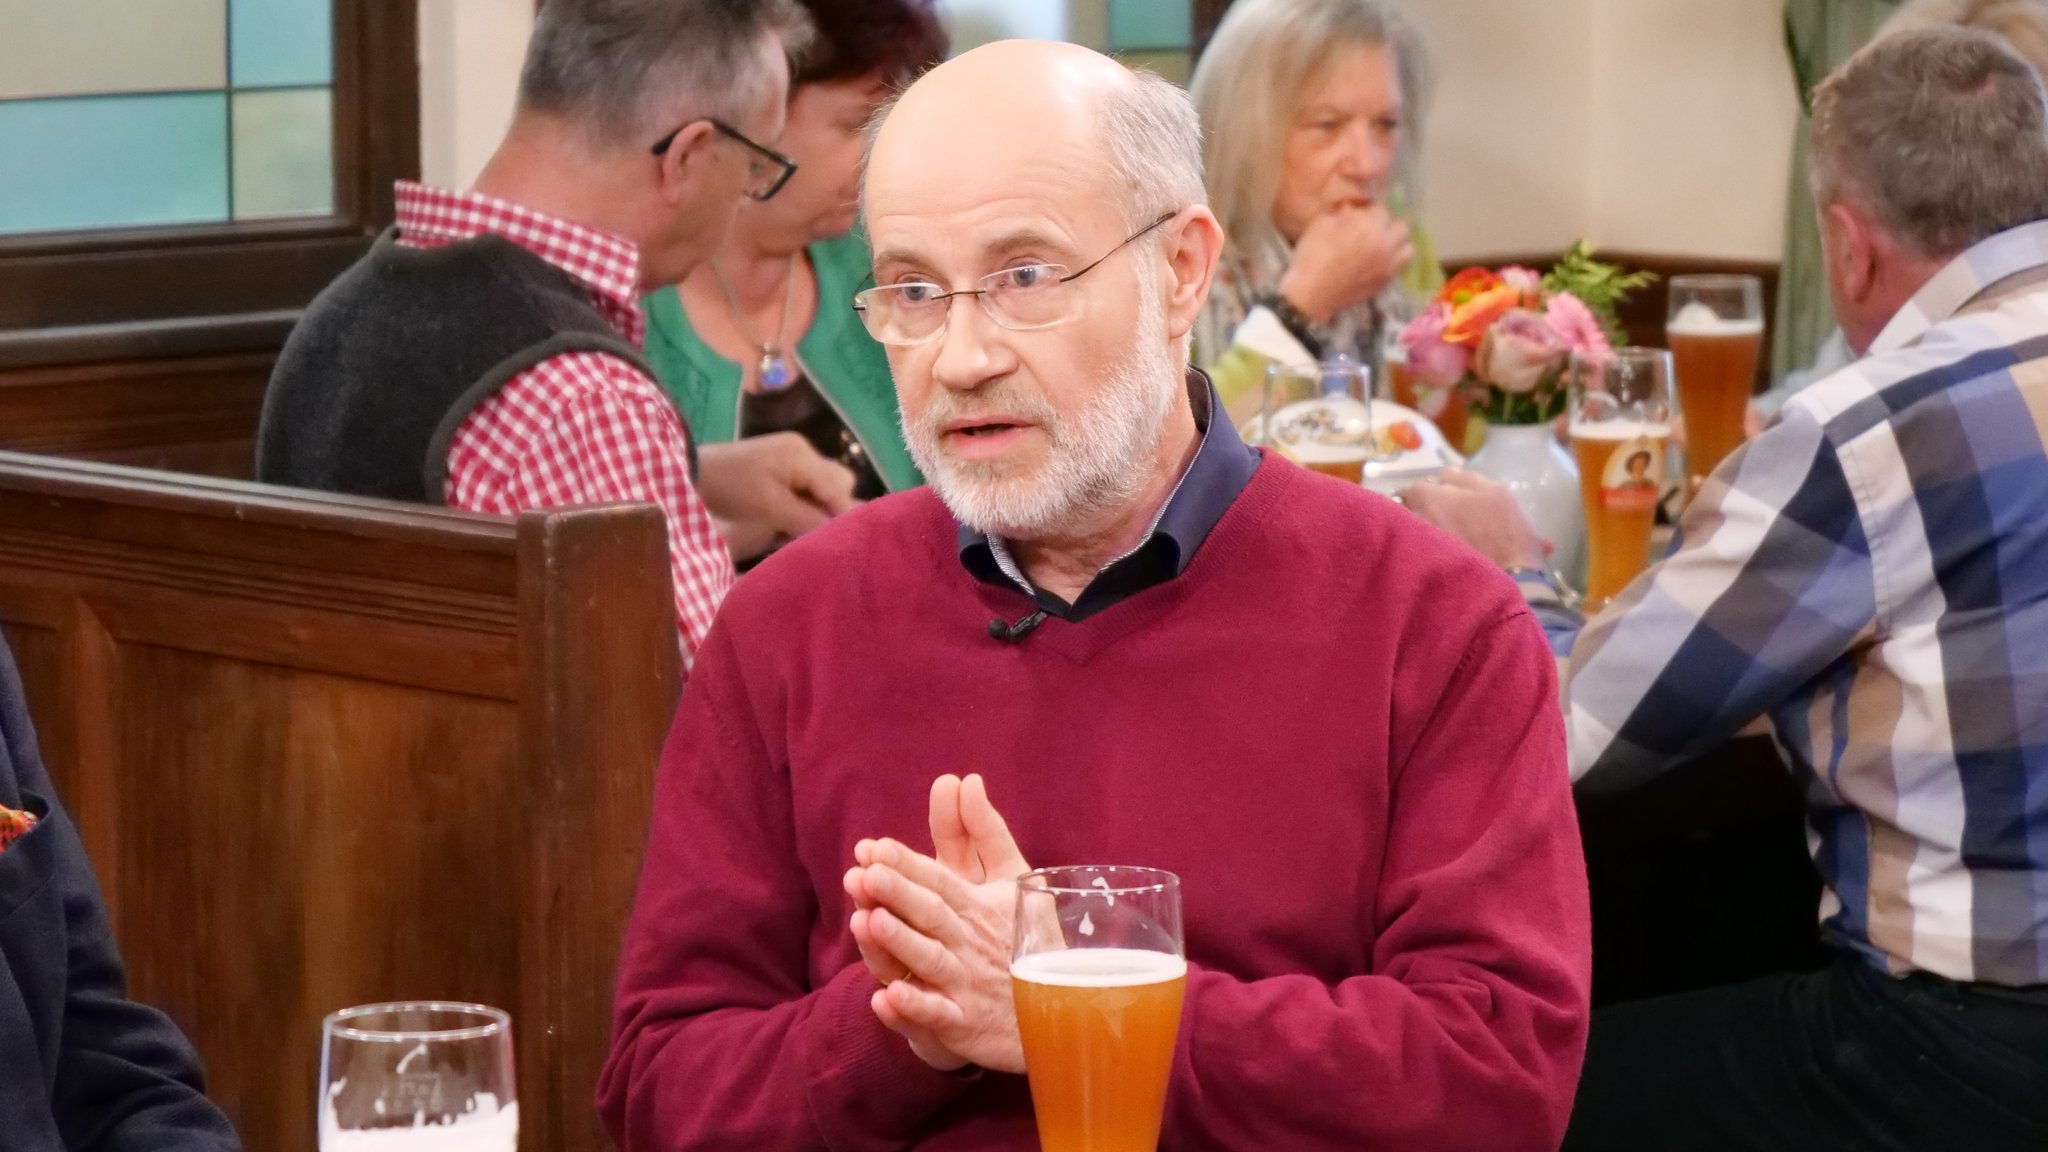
[904,282,1182,541]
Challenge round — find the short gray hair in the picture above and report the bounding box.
[1809,25,2048,258]
[1189,0,1432,285]
[1099,69,1209,233]
[518,0,812,150]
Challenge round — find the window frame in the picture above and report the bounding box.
[0,0,418,359]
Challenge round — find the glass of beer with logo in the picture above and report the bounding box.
[1666,274,1763,500]
[1570,347,1673,609]
[1012,866,1185,1152]
[1259,360,1374,483]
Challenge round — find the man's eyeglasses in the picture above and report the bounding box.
[649,119,798,202]
[851,210,1180,347]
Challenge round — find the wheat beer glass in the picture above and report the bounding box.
[319,1003,516,1150]
[1666,274,1763,498]
[1260,360,1373,483]
[1570,347,1673,609]
[1012,866,1186,1152]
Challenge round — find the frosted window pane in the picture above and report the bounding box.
[0,93,229,234]
[1109,1,1191,51]
[0,0,227,99]
[232,0,333,88]
[232,88,333,218]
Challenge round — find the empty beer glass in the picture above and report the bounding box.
[319,1002,516,1150]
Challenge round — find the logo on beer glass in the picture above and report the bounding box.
[1599,437,1663,511]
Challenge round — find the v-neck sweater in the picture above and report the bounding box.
[600,453,1592,1152]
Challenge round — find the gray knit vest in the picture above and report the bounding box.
[256,227,657,502]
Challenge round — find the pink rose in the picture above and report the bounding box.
[1398,302,1472,389]
[1474,309,1569,394]
[1500,265,1543,303]
[1544,291,1613,358]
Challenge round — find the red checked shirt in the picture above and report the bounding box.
[392,181,734,670]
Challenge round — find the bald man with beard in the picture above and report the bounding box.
[598,41,1590,1152]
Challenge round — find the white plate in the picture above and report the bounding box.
[1241,398,1461,493]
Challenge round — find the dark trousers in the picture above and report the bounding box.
[1562,955,2048,1151]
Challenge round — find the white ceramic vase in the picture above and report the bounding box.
[1466,421,1586,588]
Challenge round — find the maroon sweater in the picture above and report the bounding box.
[599,456,1591,1151]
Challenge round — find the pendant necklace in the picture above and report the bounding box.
[713,254,800,392]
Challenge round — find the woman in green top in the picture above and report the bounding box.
[1189,0,1444,426]
[642,0,942,560]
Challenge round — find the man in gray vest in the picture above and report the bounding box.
[258,0,848,667]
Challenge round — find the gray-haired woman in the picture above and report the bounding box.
[1190,0,1444,422]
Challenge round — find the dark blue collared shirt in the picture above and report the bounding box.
[957,369,1262,622]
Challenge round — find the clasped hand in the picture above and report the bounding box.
[842,773,1032,1073]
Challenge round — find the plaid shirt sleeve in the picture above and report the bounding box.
[445,352,735,670]
[1563,403,1878,790]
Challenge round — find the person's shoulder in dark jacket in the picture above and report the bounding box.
[0,636,240,1152]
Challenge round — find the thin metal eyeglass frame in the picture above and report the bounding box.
[648,118,798,202]
[851,209,1181,345]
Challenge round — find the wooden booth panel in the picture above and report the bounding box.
[0,349,270,478]
[115,646,522,1152]
[0,453,679,1152]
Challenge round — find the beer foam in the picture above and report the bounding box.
[1570,419,1670,440]
[321,1089,517,1151]
[1275,440,1368,464]
[1667,302,1763,337]
[1012,948,1187,988]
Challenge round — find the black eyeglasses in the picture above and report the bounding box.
[649,118,798,202]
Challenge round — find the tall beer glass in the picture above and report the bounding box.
[1012,866,1185,1152]
[319,1003,516,1150]
[1259,361,1373,483]
[1570,347,1673,609]
[1666,274,1763,498]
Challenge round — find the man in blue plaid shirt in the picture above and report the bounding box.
[1414,25,2048,1152]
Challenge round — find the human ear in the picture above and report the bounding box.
[655,121,720,205]
[1162,206,1226,342]
[1824,201,1877,305]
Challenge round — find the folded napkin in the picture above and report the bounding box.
[0,804,36,853]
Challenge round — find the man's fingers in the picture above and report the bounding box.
[880,977,967,1034]
[850,907,911,984]
[959,774,1030,881]
[859,855,966,940]
[866,906,957,987]
[844,865,877,911]
[929,775,981,880]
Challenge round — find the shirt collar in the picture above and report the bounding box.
[392,180,647,344]
[955,368,1261,602]
[1868,218,2048,356]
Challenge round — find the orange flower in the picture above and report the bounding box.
[1441,284,1520,347]
[1438,266,1503,308]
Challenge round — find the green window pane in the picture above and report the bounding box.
[232,0,333,88]
[1109,1,1191,51]
[0,93,229,234]
[232,88,333,219]
[0,0,227,99]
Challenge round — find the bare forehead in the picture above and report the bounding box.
[865,108,1122,263]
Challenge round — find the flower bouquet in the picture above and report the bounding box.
[1398,243,1653,425]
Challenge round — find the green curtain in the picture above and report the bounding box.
[1774,0,1905,383]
